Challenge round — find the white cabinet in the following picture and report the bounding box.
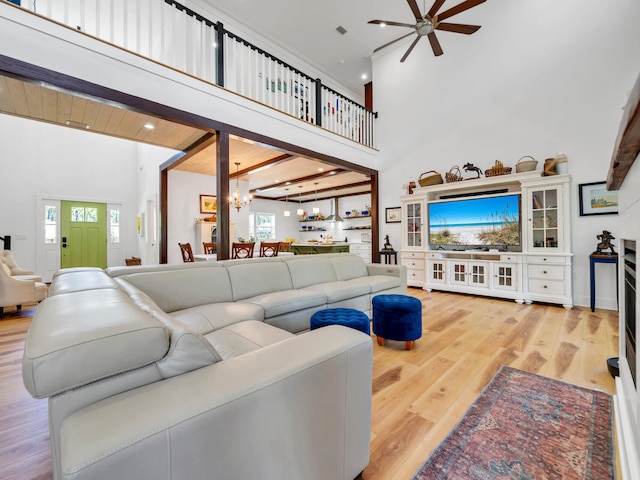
[521,176,572,308]
[401,250,426,287]
[521,176,570,252]
[349,243,372,263]
[401,199,425,249]
[401,172,571,307]
[523,254,573,308]
[425,251,523,302]
[449,261,489,288]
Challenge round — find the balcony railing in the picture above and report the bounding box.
[16,0,376,148]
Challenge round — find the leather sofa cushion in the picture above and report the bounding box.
[119,266,233,313]
[285,256,338,289]
[302,280,369,303]
[49,270,119,296]
[346,275,403,293]
[106,262,218,278]
[22,289,169,398]
[204,320,294,359]
[330,254,369,281]
[226,262,293,301]
[242,289,327,318]
[171,302,265,334]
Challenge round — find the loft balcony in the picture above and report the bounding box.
[4,0,377,149]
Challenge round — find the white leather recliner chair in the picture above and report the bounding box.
[0,250,47,318]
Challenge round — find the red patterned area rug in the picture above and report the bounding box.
[413,366,614,480]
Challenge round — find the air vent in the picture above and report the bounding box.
[336,25,347,35]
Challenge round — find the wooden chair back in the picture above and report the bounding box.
[231,242,255,259]
[259,242,280,257]
[125,257,141,266]
[278,241,292,252]
[202,242,217,254]
[179,242,194,262]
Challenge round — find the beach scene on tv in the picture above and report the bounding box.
[428,194,521,249]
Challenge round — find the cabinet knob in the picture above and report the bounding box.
[543,270,547,274]
[543,285,548,289]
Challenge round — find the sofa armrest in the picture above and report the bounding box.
[58,326,373,480]
[366,263,407,288]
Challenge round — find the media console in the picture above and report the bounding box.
[400,171,573,308]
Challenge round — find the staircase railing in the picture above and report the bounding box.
[16,0,376,147]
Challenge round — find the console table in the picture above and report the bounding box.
[589,254,618,312]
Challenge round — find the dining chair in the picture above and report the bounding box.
[259,242,280,257]
[278,241,292,252]
[179,242,194,262]
[231,242,255,259]
[203,242,217,254]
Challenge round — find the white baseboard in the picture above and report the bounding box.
[614,378,640,479]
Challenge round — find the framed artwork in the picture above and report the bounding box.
[386,207,401,223]
[578,182,618,216]
[200,194,217,214]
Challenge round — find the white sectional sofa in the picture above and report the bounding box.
[22,253,406,480]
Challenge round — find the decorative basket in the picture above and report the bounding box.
[418,170,444,187]
[445,165,463,183]
[515,155,538,173]
[485,160,512,177]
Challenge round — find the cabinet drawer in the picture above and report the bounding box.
[500,254,520,263]
[528,278,565,295]
[527,264,564,280]
[402,251,426,260]
[403,259,424,270]
[526,255,566,264]
[407,268,425,282]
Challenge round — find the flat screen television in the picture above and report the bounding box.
[428,193,521,250]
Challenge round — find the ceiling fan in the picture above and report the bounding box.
[369,0,486,62]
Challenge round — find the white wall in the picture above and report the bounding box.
[372,0,640,309]
[0,114,169,272]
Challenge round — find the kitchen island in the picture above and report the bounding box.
[291,242,350,255]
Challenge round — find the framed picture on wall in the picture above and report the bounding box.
[386,207,401,223]
[578,182,619,216]
[200,194,217,214]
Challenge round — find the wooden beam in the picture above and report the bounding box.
[229,153,293,178]
[607,72,640,190]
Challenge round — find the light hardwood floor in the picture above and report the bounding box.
[0,288,618,480]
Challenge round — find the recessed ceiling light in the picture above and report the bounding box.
[361,74,368,80]
[65,120,90,129]
[380,23,386,28]
[144,123,155,130]
[318,168,324,172]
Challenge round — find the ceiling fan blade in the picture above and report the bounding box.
[437,0,486,22]
[436,22,481,34]
[373,31,415,53]
[368,19,416,28]
[406,0,424,22]
[400,36,422,62]
[427,32,444,56]
[427,0,447,19]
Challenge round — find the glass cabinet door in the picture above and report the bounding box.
[406,202,422,247]
[530,188,560,249]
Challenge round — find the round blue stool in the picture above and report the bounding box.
[372,294,422,350]
[310,308,371,335]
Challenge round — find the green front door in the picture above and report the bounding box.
[60,201,107,269]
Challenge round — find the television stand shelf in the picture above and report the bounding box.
[400,172,573,308]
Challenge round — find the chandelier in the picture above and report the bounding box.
[229,162,252,212]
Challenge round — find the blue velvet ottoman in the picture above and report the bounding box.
[372,294,422,350]
[310,308,371,335]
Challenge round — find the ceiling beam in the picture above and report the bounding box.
[250,168,352,194]
[164,132,217,169]
[230,152,294,178]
